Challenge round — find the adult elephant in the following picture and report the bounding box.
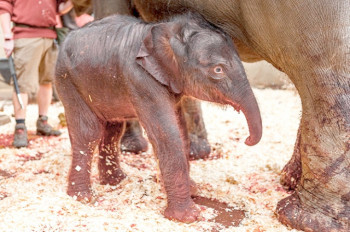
[72,0,350,231]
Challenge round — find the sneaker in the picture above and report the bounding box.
[36,116,61,136]
[13,123,28,148]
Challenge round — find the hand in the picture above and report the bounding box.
[0,13,13,56]
[3,39,14,57]
[58,0,73,15]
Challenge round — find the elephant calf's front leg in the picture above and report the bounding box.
[99,122,126,185]
[138,106,200,222]
[155,134,200,223]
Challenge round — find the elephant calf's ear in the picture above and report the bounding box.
[136,24,183,94]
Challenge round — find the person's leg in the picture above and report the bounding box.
[12,38,43,147]
[36,38,61,136]
[13,92,28,119]
[37,83,52,116]
[36,82,61,136]
[12,92,29,148]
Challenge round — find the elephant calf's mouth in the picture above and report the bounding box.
[228,101,241,113]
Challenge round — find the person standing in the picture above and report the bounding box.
[0,0,67,148]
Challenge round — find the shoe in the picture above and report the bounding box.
[13,123,28,148]
[36,116,61,136]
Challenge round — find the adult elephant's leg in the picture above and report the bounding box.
[93,0,133,19]
[99,121,127,185]
[182,97,211,160]
[234,2,350,230]
[280,123,302,190]
[120,119,148,153]
[277,70,350,231]
[274,3,350,227]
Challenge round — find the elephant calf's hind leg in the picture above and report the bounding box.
[99,122,127,185]
[63,86,103,203]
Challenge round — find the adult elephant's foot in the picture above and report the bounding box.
[280,127,301,190]
[190,178,198,196]
[280,153,301,190]
[188,134,211,160]
[276,192,348,232]
[120,120,148,153]
[121,135,148,153]
[164,199,200,223]
[276,69,350,231]
[99,169,126,185]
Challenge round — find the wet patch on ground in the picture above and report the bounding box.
[192,196,245,228]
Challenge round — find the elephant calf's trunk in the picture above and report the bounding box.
[244,117,262,146]
[238,94,262,146]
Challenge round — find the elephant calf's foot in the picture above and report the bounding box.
[164,200,200,223]
[276,192,348,232]
[67,185,94,203]
[99,169,126,185]
[280,160,301,191]
[120,133,148,153]
[189,134,211,160]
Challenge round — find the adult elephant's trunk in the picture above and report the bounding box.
[229,84,262,146]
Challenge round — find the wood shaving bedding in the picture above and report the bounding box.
[0,88,302,232]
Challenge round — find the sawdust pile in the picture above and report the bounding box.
[0,88,302,232]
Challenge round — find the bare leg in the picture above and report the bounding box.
[99,121,127,185]
[12,92,29,147]
[37,83,52,116]
[12,92,28,119]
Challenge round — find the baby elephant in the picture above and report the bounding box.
[55,12,262,223]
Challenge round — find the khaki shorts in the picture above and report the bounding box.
[13,38,58,95]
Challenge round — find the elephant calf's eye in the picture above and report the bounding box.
[214,66,224,74]
[209,65,226,80]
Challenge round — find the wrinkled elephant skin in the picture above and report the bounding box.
[69,0,350,231]
[120,119,148,153]
[74,0,213,159]
[131,1,350,231]
[55,13,262,223]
